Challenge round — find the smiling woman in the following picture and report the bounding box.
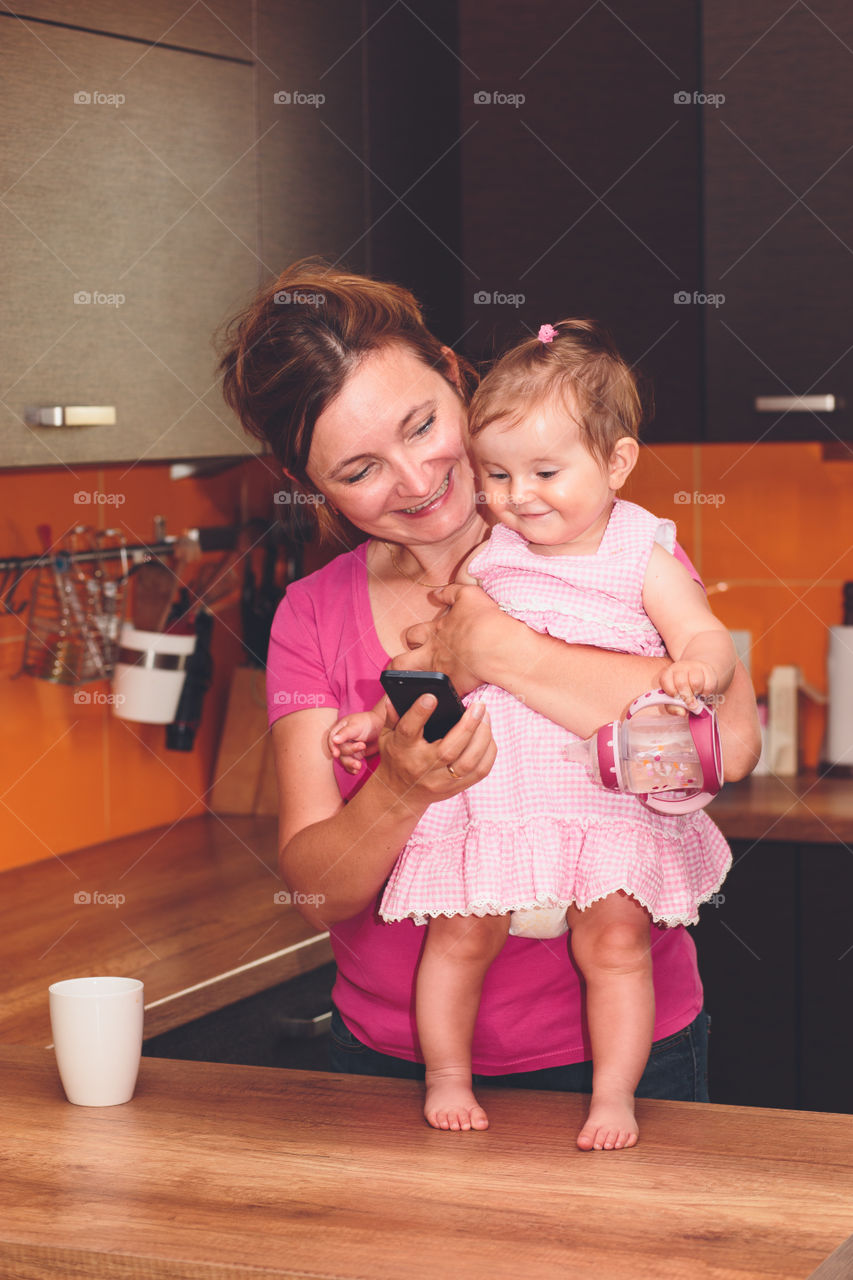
[217,259,760,1141]
[220,259,479,551]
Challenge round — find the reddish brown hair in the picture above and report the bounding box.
[468,318,649,468]
[219,258,477,542]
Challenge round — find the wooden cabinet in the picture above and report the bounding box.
[799,843,853,1113]
[691,840,798,1109]
[703,1,853,443]
[458,0,703,443]
[144,961,336,1072]
[0,17,260,466]
[4,2,254,57]
[693,837,853,1113]
[254,0,367,280]
[0,0,378,467]
[457,0,853,444]
[363,0,463,347]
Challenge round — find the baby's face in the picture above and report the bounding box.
[470,403,618,555]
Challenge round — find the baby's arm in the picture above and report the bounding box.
[330,549,488,773]
[327,702,387,775]
[454,546,485,587]
[642,544,737,708]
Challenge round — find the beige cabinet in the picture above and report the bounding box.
[1,1,379,466]
[255,0,366,276]
[7,1,254,59]
[1,16,259,465]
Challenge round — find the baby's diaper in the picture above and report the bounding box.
[509,905,569,939]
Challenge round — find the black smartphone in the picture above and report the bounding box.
[380,670,466,743]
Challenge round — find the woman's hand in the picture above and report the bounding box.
[400,583,508,695]
[375,692,496,805]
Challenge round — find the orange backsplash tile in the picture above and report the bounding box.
[0,456,278,871]
[628,441,851,770]
[1,442,849,871]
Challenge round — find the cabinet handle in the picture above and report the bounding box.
[276,1011,332,1040]
[25,406,116,427]
[754,395,836,413]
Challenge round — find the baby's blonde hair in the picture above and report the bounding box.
[468,318,648,467]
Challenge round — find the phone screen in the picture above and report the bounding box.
[380,670,465,742]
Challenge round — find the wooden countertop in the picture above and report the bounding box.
[2,1047,852,1280]
[0,815,330,1045]
[3,773,849,1048]
[708,772,853,844]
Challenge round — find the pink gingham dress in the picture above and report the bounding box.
[379,500,732,929]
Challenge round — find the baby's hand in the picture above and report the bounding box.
[659,660,719,709]
[327,710,383,775]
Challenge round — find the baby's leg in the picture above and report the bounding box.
[417,912,510,1132]
[567,891,654,1152]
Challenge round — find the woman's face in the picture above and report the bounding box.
[306,343,477,546]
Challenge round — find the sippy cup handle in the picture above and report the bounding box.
[626,689,723,815]
[626,689,703,720]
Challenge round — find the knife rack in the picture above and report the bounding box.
[0,525,241,619]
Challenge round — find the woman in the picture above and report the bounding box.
[220,259,760,1115]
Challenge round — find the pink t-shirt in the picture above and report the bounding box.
[266,539,705,1073]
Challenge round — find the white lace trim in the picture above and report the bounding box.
[381,857,732,932]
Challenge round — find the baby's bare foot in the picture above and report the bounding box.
[424,1073,489,1132]
[577,1091,638,1152]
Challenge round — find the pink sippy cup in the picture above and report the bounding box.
[564,689,724,814]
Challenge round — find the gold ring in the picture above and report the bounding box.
[446,763,461,779]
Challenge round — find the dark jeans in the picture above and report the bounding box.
[329,1005,710,1102]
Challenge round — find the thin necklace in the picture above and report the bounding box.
[382,540,466,590]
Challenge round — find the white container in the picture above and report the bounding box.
[767,665,800,775]
[112,623,195,724]
[729,630,752,677]
[826,626,853,767]
[49,976,144,1106]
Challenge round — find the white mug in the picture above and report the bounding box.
[49,976,144,1106]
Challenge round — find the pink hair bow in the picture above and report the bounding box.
[538,324,558,344]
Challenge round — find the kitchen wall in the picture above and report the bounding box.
[1,439,848,873]
[626,440,852,769]
[0,454,326,873]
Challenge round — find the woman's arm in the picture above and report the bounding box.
[401,583,760,780]
[274,698,496,926]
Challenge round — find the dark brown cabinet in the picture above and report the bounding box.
[693,837,853,1113]
[144,962,336,1072]
[458,0,704,443]
[455,0,853,444]
[703,1,853,444]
